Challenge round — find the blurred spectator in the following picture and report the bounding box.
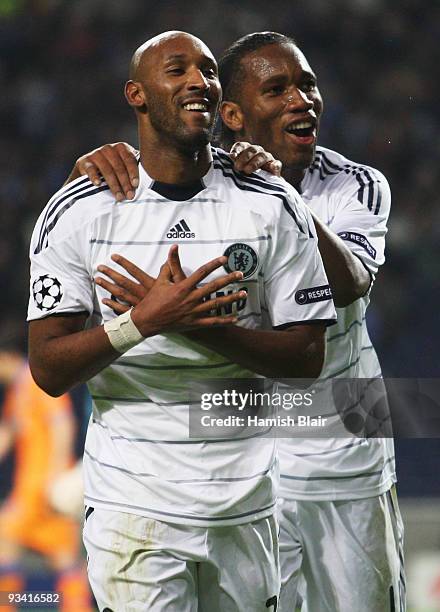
[0,353,93,612]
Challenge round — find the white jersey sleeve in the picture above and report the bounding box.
[328,167,391,278]
[263,182,336,328]
[27,177,107,321]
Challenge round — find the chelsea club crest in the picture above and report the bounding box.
[223,243,259,279]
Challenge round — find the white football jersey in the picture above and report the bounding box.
[28,147,336,526]
[279,146,396,501]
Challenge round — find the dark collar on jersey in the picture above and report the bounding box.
[150,178,205,201]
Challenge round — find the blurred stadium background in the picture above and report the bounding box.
[0,0,439,610]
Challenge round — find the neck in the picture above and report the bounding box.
[139,125,212,184]
[281,165,306,190]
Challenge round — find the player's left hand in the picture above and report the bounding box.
[229,142,282,176]
[95,254,150,314]
[95,247,189,314]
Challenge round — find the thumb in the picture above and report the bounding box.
[168,245,186,282]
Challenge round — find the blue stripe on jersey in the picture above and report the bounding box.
[212,160,309,236]
[89,236,271,247]
[219,166,310,236]
[85,448,275,483]
[355,169,376,212]
[84,493,276,523]
[36,176,90,253]
[113,360,234,371]
[319,155,341,179]
[280,455,395,481]
[91,395,202,406]
[213,149,312,236]
[374,185,382,215]
[35,181,110,254]
[285,439,367,458]
[327,316,366,342]
[309,151,383,215]
[214,149,288,194]
[322,355,362,379]
[318,152,340,171]
[93,418,271,444]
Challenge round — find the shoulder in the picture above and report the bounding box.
[212,146,288,194]
[32,176,114,255]
[306,146,391,214]
[309,146,390,188]
[211,147,311,235]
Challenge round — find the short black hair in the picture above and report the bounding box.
[217,32,297,147]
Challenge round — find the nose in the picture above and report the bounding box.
[187,67,209,91]
[285,87,313,112]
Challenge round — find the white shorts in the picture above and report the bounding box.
[83,507,280,611]
[278,486,406,612]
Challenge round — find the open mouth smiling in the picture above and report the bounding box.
[285,120,315,138]
[182,100,210,112]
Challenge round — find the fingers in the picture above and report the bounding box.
[189,315,238,327]
[101,298,131,315]
[193,270,244,300]
[263,159,283,177]
[78,149,125,201]
[230,142,282,176]
[167,245,186,282]
[192,290,247,314]
[81,160,103,187]
[229,141,249,158]
[110,254,154,288]
[95,274,143,307]
[77,143,139,202]
[183,256,232,289]
[116,142,139,189]
[97,264,148,296]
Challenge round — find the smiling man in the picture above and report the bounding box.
[27,31,336,611]
[218,32,402,612]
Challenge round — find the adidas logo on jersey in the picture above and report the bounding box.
[166,219,195,239]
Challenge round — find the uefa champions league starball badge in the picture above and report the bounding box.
[32,274,63,311]
[223,243,258,279]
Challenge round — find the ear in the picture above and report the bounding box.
[125,80,147,110]
[220,100,244,133]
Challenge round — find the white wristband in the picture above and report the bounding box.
[104,309,144,354]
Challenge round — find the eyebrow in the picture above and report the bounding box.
[164,54,187,63]
[260,73,288,86]
[260,69,317,86]
[163,53,217,71]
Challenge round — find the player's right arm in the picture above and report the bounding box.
[29,256,245,397]
[29,313,120,398]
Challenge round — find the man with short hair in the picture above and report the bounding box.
[218,33,403,612]
[72,31,404,612]
[28,31,335,611]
